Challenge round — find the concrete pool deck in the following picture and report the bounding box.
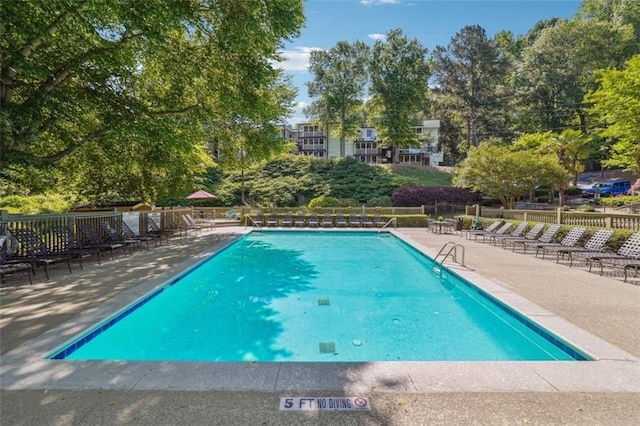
[1,227,639,424]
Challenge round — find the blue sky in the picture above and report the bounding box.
[276,0,582,125]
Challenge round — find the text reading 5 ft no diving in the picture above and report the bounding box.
[279,397,370,411]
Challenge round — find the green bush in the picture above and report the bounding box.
[366,195,393,207]
[607,230,636,251]
[308,195,341,208]
[600,195,640,207]
[564,186,584,196]
[393,215,428,227]
[578,204,596,212]
[0,193,74,214]
[338,198,359,207]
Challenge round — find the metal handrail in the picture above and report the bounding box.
[380,217,397,230]
[434,241,465,267]
[244,216,263,231]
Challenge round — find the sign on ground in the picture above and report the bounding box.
[279,397,370,411]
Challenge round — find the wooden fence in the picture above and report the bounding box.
[0,208,205,258]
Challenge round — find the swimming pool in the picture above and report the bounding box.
[48,231,588,362]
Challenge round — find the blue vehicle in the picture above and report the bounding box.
[583,179,631,198]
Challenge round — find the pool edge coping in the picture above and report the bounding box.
[1,228,638,393]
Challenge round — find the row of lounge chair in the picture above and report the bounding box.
[252,212,387,228]
[465,220,640,282]
[0,214,196,285]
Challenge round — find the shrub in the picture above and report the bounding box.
[564,186,584,196]
[338,198,359,207]
[308,195,340,208]
[392,185,476,207]
[600,195,640,208]
[366,195,393,207]
[0,193,74,214]
[578,204,596,212]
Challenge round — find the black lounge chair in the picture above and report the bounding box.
[373,214,385,228]
[77,223,127,260]
[267,212,279,227]
[321,213,333,227]
[162,215,185,238]
[147,216,168,245]
[10,227,74,279]
[253,212,265,227]
[294,213,306,227]
[281,213,294,227]
[361,214,373,227]
[308,213,320,227]
[348,213,361,227]
[0,245,34,284]
[50,225,102,266]
[118,219,156,250]
[181,214,203,234]
[100,221,140,253]
[335,213,348,227]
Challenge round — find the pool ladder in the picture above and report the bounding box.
[434,241,465,268]
[244,216,263,231]
[378,217,397,232]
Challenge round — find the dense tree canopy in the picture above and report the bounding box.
[454,144,569,209]
[515,17,636,134]
[587,54,640,173]
[306,41,370,157]
[369,29,430,158]
[430,25,511,149]
[1,0,304,201]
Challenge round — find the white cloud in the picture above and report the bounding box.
[274,47,323,72]
[368,33,386,41]
[360,0,400,6]
[288,101,309,125]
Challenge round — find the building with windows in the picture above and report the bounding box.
[285,120,442,166]
[296,124,326,157]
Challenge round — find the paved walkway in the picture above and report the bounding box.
[1,227,639,425]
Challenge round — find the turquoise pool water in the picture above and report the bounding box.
[50,231,587,362]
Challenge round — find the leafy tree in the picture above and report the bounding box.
[512,130,596,188]
[586,54,640,173]
[369,29,430,161]
[306,41,370,157]
[454,144,569,209]
[430,25,511,149]
[578,0,640,45]
[515,16,636,134]
[0,0,304,201]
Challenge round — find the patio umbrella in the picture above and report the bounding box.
[186,189,217,200]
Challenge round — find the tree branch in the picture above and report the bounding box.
[18,31,143,109]
[39,129,109,164]
[1,1,88,105]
